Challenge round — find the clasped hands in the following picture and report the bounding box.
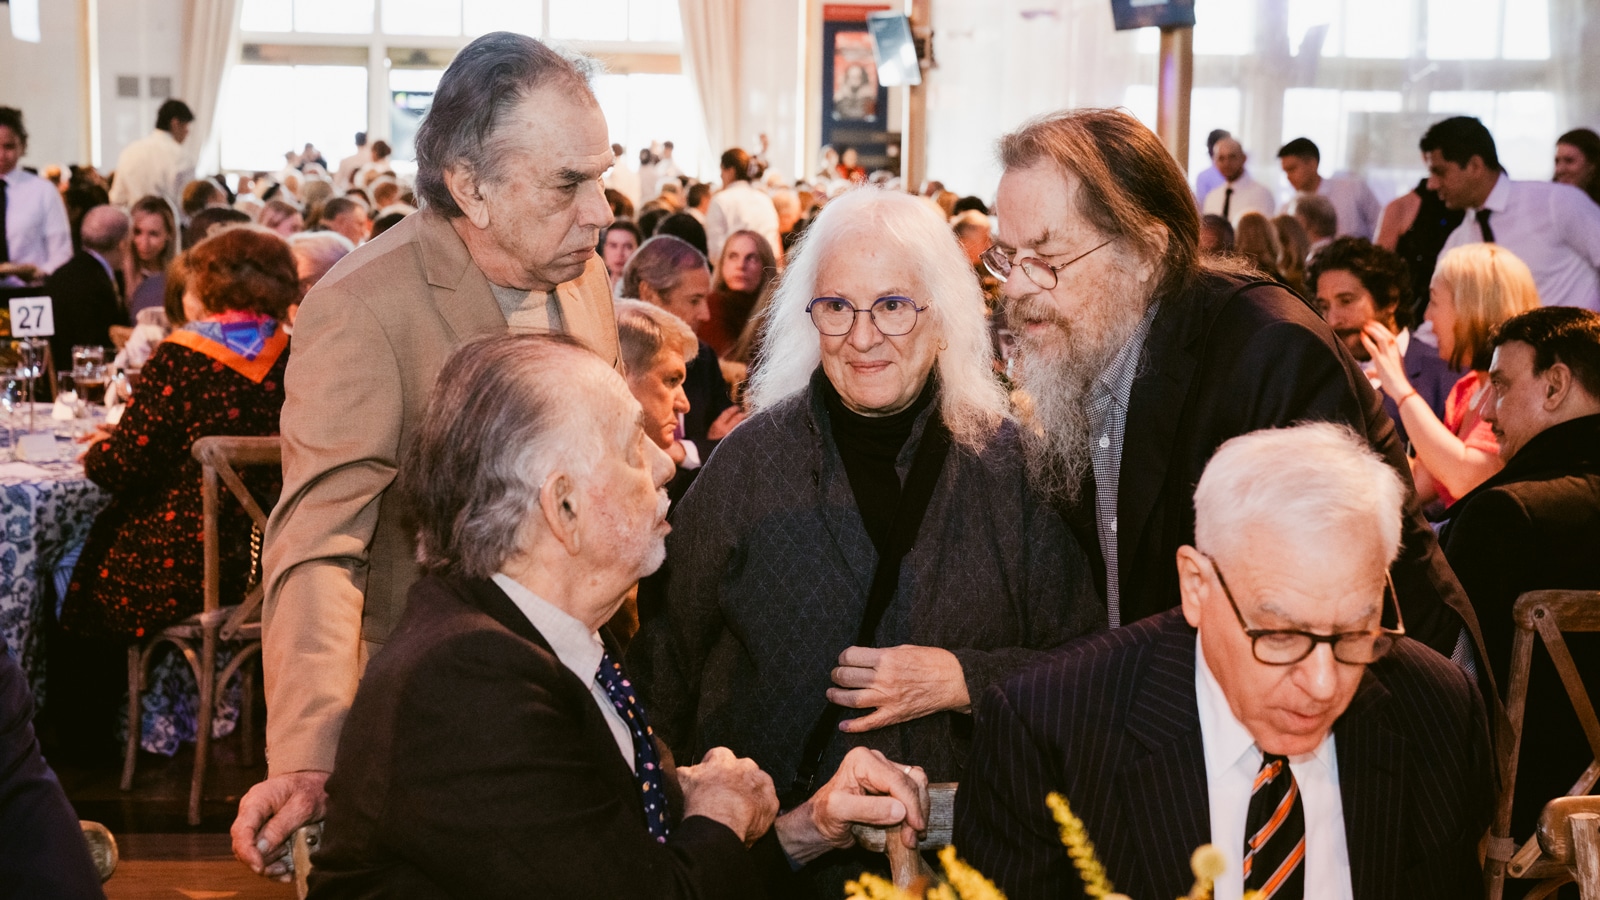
[680,745,930,865]
[827,644,972,732]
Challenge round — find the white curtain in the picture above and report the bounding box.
[181,0,244,176]
[678,0,741,163]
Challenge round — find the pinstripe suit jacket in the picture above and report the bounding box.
[953,609,1492,900]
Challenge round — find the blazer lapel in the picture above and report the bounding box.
[1119,296,1205,596]
[557,256,622,368]
[1116,622,1211,895]
[462,578,647,822]
[1334,670,1404,898]
[414,210,506,343]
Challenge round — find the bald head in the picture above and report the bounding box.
[1213,137,1246,182]
[80,205,131,253]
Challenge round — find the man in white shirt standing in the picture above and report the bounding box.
[604,143,641,208]
[333,132,371,192]
[108,99,195,212]
[704,147,780,263]
[1201,136,1275,227]
[0,106,72,284]
[955,423,1492,900]
[1278,137,1383,240]
[1426,116,1600,312]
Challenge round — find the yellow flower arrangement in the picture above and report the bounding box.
[846,792,1230,900]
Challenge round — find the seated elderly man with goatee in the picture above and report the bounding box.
[307,334,930,898]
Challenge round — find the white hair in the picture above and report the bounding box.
[745,185,1009,450]
[288,231,355,285]
[1194,422,1406,570]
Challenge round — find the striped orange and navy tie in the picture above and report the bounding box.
[1242,753,1305,899]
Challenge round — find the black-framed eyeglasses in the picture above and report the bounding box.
[1201,552,1405,666]
[980,239,1113,291]
[806,295,928,337]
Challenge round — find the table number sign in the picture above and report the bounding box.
[8,295,56,337]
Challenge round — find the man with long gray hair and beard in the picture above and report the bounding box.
[981,108,1491,682]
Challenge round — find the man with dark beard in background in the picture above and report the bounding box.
[980,107,1490,676]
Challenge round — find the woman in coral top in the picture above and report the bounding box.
[51,225,294,759]
[1364,242,1541,509]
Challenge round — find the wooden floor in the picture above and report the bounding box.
[50,703,294,899]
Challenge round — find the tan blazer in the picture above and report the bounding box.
[261,209,619,775]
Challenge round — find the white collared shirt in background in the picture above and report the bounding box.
[705,179,781,263]
[1196,638,1354,900]
[1202,172,1277,227]
[1281,174,1383,240]
[1440,173,1600,312]
[491,573,635,771]
[108,129,193,210]
[1,167,72,276]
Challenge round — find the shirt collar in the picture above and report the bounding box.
[1195,636,1339,777]
[491,573,606,685]
[1091,299,1160,409]
[1482,172,1511,213]
[85,248,115,283]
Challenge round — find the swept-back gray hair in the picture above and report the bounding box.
[398,333,616,578]
[621,234,707,300]
[615,298,697,376]
[745,185,1008,450]
[414,32,596,217]
[1194,422,1405,570]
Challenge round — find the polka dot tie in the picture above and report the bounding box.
[595,651,670,842]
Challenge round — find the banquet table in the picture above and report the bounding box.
[0,409,243,755]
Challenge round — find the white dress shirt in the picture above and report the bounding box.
[1440,174,1600,312]
[1202,172,1276,227]
[108,129,193,210]
[1196,639,1353,900]
[491,573,635,771]
[706,180,781,264]
[1,167,72,275]
[1282,174,1382,240]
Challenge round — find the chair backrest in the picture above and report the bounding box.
[1491,590,1600,882]
[191,435,282,639]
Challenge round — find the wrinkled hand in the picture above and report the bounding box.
[678,746,779,845]
[230,771,330,881]
[707,406,746,441]
[1359,322,1413,401]
[775,747,929,864]
[828,645,970,733]
[76,427,114,446]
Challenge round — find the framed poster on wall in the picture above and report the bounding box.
[821,5,898,178]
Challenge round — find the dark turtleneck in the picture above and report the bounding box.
[819,371,937,554]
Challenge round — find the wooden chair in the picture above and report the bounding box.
[1486,590,1600,900]
[1536,797,1600,899]
[851,782,958,889]
[118,435,282,825]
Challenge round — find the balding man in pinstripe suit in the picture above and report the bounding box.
[954,424,1492,900]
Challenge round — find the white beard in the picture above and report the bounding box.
[1011,288,1152,506]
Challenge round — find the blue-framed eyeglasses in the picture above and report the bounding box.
[806,295,929,336]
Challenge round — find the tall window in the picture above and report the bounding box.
[223,0,695,176]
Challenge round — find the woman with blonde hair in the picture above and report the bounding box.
[1364,242,1540,507]
[630,185,1100,892]
[125,195,177,316]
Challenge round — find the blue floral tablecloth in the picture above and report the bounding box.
[0,414,243,755]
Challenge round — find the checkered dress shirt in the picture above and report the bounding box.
[1088,301,1160,628]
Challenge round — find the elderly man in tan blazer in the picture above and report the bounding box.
[232,32,621,877]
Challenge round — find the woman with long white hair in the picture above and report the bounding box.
[630,185,1101,891]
